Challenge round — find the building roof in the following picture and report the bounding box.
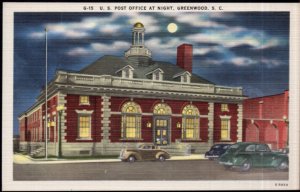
[79,55,214,84]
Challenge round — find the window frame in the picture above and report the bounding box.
[75,110,94,140]
[79,95,90,105]
[153,103,172,115]
[121,101,142,140]
[181,105,200,140]
[220,115,231,141]
[221,104,229,112]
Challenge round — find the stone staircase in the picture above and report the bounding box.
[30,146,45,157]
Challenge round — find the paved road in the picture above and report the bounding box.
[14,160,288,180]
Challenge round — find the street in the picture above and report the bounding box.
[13,159,288,180]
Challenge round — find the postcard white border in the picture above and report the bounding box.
[3,2,300,191]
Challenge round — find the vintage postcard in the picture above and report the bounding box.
[2,2,300,191]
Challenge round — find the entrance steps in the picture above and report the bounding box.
[30,146,45,157]
[160,143,192,156]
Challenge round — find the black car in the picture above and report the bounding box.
[205,144,231,160]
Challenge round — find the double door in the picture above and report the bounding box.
[154,117,169,145]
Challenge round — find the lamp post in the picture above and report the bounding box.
[56,105,64,158]
[283,115,289,148]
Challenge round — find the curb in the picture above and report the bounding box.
[14,154,207,164]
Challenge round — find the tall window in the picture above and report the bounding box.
[221,104,229,112]
[182,105,200,140]
[153,103,171,115]
[121,102,141,139]
[78,115,91,139]
[221,118,230,140]
[79,96,89,105]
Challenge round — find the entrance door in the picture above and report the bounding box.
[154,117,169,145]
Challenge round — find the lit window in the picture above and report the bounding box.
[182,105,200,140]
[80,96,89,105]
[221,104,229,112]
[221,119,230,140]
[153,103,172,115]
[78,116,91,139]
[121,102,141,139]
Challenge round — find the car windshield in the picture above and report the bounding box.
[223,145,230,149]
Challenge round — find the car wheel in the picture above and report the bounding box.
[277,160,288,171]
[128,156,136,163]
[158,155,166,162]
[240,160,252,172]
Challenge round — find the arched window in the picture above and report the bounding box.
[182,105,200,140]
[121,101,141,139]
[153,103,172,115]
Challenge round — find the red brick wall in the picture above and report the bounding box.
[65,94,102,142]
[42,95,58,142]
[243,91,289,120]
[243,91,289,149]
[244,119,287,149]
[110,96,209,142]
[26,107,42,142]
[214,103,238,142]
[19,117,27,142]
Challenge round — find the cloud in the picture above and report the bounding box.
[185,27,282,50]
[67,47,91,56]
[163,12,226,28]
[145,37,182,56]
[91,41,131,52]
[260,58,284,68]
[29,32,44,38]
[193,46,223,55]
[28,13,160,39]
[67,41,131,56]
[230,57,257,67]
[99,24,122,34]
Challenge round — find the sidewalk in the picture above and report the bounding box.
[13,153,206,164]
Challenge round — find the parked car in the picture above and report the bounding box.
[205,144,231,160]
[219,142,289,172]
[119,144,171,162]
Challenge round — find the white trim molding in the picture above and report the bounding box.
[75,109,94,115]
[237,104,243,142]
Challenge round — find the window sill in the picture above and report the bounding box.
[220,140,232,142]
[76,138,93,141]
[120,138,143,141]
[79,103,90,106]
[181,139,202,142]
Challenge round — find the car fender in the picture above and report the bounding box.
[271,154,289,167]
[126,151,142,161]
[233,154,252,166]
[155,151,169,159]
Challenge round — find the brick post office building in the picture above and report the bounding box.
[19,22,246,157]
[243,90,289,150]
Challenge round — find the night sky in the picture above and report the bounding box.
[14,12,289,135]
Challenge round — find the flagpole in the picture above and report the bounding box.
[45,27,48,159]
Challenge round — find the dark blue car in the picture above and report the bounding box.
[205,144,231,160]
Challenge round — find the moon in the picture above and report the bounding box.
[167,23,178,33]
